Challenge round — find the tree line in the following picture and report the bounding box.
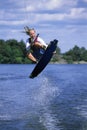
[0,39,60,64]
[63,45,87,63]
[0,39,87,64]
[0,39,29,64]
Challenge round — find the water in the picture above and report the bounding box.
[0,64,87,130]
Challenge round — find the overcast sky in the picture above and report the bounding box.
[0,0,87,52]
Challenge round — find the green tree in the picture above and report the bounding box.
[72,46,81,61]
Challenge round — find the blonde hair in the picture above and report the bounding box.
[24,26,35,35]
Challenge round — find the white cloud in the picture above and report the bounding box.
[24,0,78,12]
[28,7,87,23]
[69,8,87,19]
[42,0,65,10]
[0,20,27,26]
[0,0,80,26]
[0,7,87,26]
[0,0,87,52]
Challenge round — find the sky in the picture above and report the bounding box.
[0,0,87,52]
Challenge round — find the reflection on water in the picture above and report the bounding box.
[0,64,87,130]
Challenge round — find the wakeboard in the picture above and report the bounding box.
[29,39,58,78]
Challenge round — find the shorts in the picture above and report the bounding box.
[26,49,43,61]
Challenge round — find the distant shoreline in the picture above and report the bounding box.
[51,60,87,64]
[0,61,87,64]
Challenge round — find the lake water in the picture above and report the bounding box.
[0,64,87,130]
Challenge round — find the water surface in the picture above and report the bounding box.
[0,64,87,130]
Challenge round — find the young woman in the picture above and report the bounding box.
[25,27,48,63]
